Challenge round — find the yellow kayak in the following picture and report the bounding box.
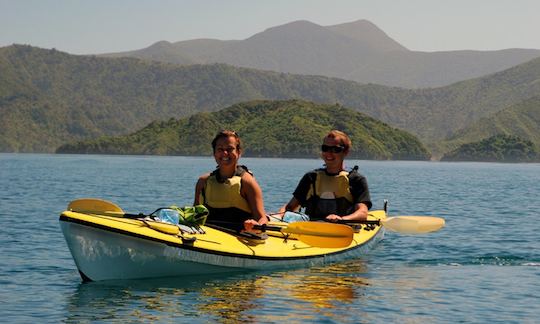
[59,200,386,282]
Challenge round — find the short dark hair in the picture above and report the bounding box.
[324,130,352,153]
[211,130,242,152]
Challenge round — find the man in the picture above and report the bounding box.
[280,130,371,222]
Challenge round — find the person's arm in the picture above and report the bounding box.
[278,172,312,214]
[241,173,267,225]
[193,174,209,205]
[326,202,368,222]
[278,197,301,213]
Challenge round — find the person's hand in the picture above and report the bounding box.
[243,219,260,232]
[267,211,284,221]
[325,214,343,223]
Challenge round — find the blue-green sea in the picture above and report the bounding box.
[1,154,538,323]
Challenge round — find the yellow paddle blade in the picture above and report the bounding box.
[381,216,445,234]
[283,222,354,238]
[68,198,124,214]
[282,222,354,248]
[297,234,353,248]
[67,198,179,235]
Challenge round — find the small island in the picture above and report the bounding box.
[441,134,539,162]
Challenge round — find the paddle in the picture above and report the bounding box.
[340,215,445,234]
[205,221,353,248]
[257,222,354,248]
[68,199,354,248]
[276,210,445,234]
[67,198,180,235]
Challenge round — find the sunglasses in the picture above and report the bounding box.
[321,145,345,153]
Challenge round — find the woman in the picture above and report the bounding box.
[280,130,372,222]
[194,130,267,231]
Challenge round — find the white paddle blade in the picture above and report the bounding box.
[381,216,445,234]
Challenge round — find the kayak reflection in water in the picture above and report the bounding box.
[194,130,268,231]
[280,130,372,222]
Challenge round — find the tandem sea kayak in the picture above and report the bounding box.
[59,199,387,282]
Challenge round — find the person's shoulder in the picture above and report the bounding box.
[299,169,319,183]
[306,168,323,176]
[197,172,212,182]
[238,165,256,181]
[237,165,252,175]
[239,167,262,191]
[348,166,367,180]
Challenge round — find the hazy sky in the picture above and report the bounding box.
[1,0,539,55]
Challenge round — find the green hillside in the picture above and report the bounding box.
[56,100,431,160]
[2,45,540,155]
[441,134,539,162]
[437,96,540,154]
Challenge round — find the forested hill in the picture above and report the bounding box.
[2,45,540,154]
[441,135,539,162]
[56,100,431,160]
[433,97,540,161]
[440,96,540,152]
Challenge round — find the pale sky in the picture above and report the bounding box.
[1,0,539,55]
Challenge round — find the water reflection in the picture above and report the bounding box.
[295,276,358,308]
[64,272,253,322]
[197,275,266,323]
[63,261,371,322]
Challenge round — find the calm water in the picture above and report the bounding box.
[0,154,538,323]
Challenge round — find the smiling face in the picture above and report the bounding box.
[321,135,349,173]
[213,135,241,169]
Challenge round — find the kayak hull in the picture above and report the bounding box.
[59,210,385,281]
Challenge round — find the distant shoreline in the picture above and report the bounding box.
[3,152,539,164]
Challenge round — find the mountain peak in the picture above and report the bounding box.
[326,19,409,52]
[148,40,172,49]
[247,20,327,40]
[249,19,408,52]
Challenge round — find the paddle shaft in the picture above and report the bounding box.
[254,224,289,231]
[205,223,268,241]
[72,209,181,235]
[336,220,380,225]
[255,223,358,233]
[209,220,352,238]
[206,222,292,233]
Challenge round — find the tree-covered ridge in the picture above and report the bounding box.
[438,96,540,153]
[2,45,540,156]
[56,100,431,160]
[441,134,539,162]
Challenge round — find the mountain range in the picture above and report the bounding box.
[1,45,539,157]
[103,20,540,88]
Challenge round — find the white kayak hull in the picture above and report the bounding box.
[59,211,386,281]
